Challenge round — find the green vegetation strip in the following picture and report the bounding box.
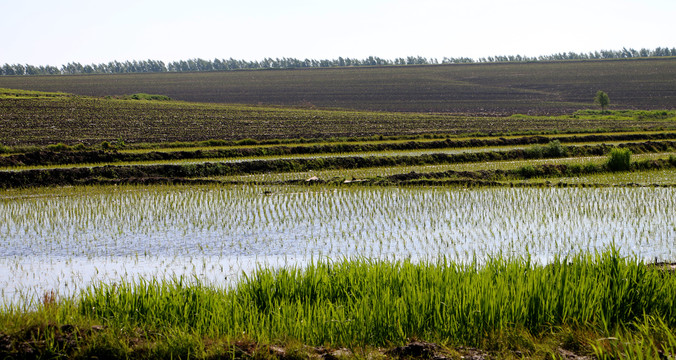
[1,251,674,359]
[2,142,675,188]
[208,152,674,184]
[330,157,676,186]
[547,168,676,186]
[3,133,676,168]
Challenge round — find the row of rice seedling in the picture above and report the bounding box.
[3,185,674,259]
[0,254,269,308]
[214,152,676,183]
[553,168,676,185]
[1,184,674,305]
[114,130,676,153]
[0,145,537,172]
[110,130,675,155]
[3,135,675,171]
[3,143,675,188]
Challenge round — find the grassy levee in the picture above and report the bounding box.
[368,157,676,186]
[1,58,675,114]
[2,133,676,168]
[1,142,675,188]
[1,251,674,359]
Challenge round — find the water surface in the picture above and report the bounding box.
[1,185,674,305]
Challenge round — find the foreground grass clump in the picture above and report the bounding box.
[82,251,673,345]
[1,251,674,359]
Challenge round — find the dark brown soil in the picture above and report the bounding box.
[2,58,675,114]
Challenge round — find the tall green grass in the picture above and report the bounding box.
[607,148,632,171]
[591,316,676,359]
[76,250,676,347]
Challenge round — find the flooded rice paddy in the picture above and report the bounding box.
[1,184,675,305]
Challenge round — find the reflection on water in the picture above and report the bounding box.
[1,185,674,305]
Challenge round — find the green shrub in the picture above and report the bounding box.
[607,148,632,171]
[583,163,599,173]
[101,141,112,150]
[72,143,87,150]
[525,140,567,159]
[565,164,583,175]
[0,143,9,154]
[518,165,538,178]
[669,155,676,166]
[125,93,171,101]
[545,140,567,157]
[46,143,70,151]
[525,145,544,159]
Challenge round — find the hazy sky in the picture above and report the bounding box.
[2,0,675,66]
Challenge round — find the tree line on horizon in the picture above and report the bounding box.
[1,47,675,76]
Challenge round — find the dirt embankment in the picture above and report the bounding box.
[2,155,675,189]
[2,134,675,167]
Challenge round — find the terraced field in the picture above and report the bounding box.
[3,92,676,148]
[1,85,676,359]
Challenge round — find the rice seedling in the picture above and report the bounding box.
[538,168,676,186]
[37,251,676,348]
[591,316,676,359]
[1,250,673,359]
[1,184,674,306]
[210,152,675,183]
